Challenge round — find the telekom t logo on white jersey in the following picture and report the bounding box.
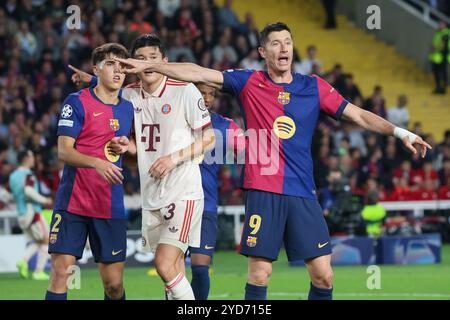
[141,124,160,152]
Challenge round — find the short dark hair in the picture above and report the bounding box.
[130,33,167,58]
[259,22,292,47]
[92,43,130,65]
[17,149,32,164]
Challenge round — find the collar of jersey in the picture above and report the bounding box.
[263,70,295,87]
[89,87,122,107]
[140,76,167,99]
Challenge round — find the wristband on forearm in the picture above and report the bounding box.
[394,127,417,144]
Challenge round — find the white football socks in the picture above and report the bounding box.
[165,272,195,300]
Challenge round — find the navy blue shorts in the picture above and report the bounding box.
[48,210,127,263]
[240,190,332,262]
[188,212,218,257]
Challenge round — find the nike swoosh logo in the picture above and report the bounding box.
[93,112,103,117]
[112,249,123,256]
[318,242,329,249]
[204,245,214,250]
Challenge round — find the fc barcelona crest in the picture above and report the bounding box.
[109,119,120,131]
[277,91,291,105]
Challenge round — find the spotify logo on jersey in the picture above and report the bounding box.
[273,116,296,139]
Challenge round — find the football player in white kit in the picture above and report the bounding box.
[69,34,215,300]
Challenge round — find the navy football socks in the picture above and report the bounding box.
[308,282,333,300]
[45,291,67,300]
[104,290,126,300]
[245,283,267,300]
[191,265,210,300]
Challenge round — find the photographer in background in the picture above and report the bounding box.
[361,189,386,237]
[320,169,363,235]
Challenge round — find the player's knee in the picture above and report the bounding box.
[154,257,174,280]
[312,271,334,288]
[249,267,272,286]
[51,261,70,281]
[104,280,123,299]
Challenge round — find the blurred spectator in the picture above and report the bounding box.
[429,21,449,94]
[334,123,367,156]
[241,12,259,49]
[240,49,263,70]
[15,21,38,63]
[129,11,155,35]
[361,189,386,237]
[387,94,410,129]
[298,45,322,76]
[322,0,337,29]
[212,28,238,65]
[158,0,180,19]
[168,31,196,62]
[337,73,362,103]
[364,85,386,118]
[218,0,240,31]
[235,34,250,61]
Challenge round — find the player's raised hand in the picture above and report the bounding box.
[94,158,124,185]
[149,155,178,179]
[108,136,130,155]
[402,135,432,158]
[68,64,93,86]
[114,57,154,74]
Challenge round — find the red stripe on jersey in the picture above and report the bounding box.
[158,78,168,97]
[165,273,184,289]
[166,79,188,85]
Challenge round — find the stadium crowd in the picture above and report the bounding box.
[0,0,449,218]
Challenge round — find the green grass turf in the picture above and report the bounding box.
[1,245,449,300]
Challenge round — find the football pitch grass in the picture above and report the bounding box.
[1,245,449,300]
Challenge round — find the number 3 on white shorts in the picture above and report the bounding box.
[249,214,261,235]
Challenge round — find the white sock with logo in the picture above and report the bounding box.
[165,273,195,300]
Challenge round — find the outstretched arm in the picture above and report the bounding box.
[342,103,431,157]
[115,58,224,89]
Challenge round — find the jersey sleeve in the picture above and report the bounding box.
[25,174,36,188]
[314,75,348,120]
[57,94,85,139]
[222,69,254,96]
[184,83,211,130]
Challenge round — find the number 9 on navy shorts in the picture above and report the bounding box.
[48,210,127,263]
[240,190,332,261]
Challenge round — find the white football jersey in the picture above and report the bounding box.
[123,77,211,210]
